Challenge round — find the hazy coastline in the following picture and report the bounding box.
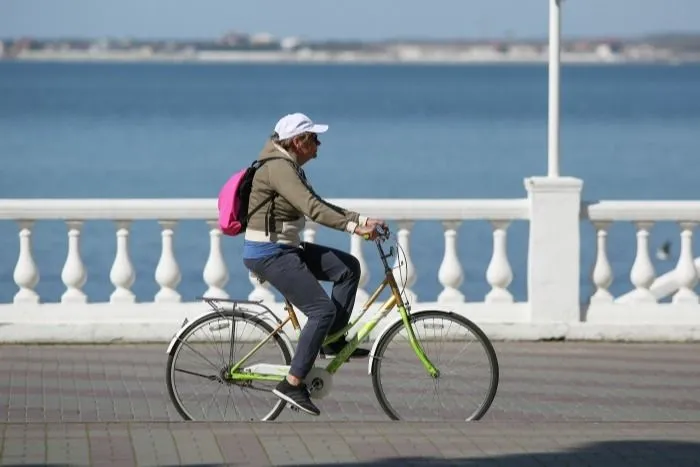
[4,32,700,65]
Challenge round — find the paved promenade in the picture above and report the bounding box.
[1,341,700,465]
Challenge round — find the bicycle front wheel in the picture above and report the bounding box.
[371,310,499,421]
[166,310,292,422]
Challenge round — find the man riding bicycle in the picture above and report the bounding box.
[242,112,387,416]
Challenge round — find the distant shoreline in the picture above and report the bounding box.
[3,52,697,66]
[5,31,700,67]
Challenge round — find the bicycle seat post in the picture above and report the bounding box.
[284,298,301,330]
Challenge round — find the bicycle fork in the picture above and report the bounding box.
[388,283,440,379]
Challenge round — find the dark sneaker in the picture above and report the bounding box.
[272,379,320,416]
[320,337,370,359]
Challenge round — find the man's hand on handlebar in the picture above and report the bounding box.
[365,218,388,231]
[354,218,389,241]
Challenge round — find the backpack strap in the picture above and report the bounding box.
[243,157,297,234]
[245,192,276,221]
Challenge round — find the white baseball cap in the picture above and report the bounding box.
[274,112,328,140]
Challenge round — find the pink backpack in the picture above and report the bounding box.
[217,157,286,236]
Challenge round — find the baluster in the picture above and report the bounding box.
[485,220,513,303]
[109,221,135,303]
[673,222,698,304]
[393,221,417,305]
[248,271,276,303]
[13,221,39,304]
[303,222,317,244]
[60,220,87,303]
[590,221,613,303]
[629,221,656,302]
[437,220,465,303]
[202,220,229,299]
[154,221,181,302]
[350,234,370,306]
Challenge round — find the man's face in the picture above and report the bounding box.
[293,132,321,165]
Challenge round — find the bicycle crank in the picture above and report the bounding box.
[304,367,334,399]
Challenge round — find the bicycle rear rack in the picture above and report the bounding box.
[189,296,286,327]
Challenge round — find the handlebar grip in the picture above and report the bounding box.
[362,226,390,241]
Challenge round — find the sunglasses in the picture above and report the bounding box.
[294,132,320,146]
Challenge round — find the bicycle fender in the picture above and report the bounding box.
[166,309,219,355]
[274,327,295,357]
[367,313,405,375]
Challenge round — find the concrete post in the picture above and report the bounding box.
[525,176,583,323]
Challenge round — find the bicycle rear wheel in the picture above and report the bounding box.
[166,310,292,421]
[371,310,499,421]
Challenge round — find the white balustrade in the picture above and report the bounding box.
[672,222,698,304]
[629,222,657,302]
[350,234,370,305]
[248,270,276,303]
[5,197,700,342]
[109,221,136,303]
[0,198,530,309]
[303,222,317,244]
[392,221,417,306]
[437,221,465,303]
[485,220,513,303]
[60,220,87,303]
[202,220,229,299]
[590,221,613,303]
[154,221,181,303]
[585,201,700,303]
[13,221,39,304]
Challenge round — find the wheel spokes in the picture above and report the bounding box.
[168,313,291,421]
[373,312,498,421]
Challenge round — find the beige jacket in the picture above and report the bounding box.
[244,139,367,246]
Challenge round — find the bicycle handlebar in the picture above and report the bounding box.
[361,225,394,270]
[362,224,391,243]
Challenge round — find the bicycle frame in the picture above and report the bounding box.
[228,230,440,382]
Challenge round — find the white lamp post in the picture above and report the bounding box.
[548,0,562,177]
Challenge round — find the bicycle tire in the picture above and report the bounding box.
[166,310,292,422]
[371,310,499,421]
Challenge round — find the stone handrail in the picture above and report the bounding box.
[584,201,700,222]
[0,198,530,221]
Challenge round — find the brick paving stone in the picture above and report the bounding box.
[44,428,91,465]
[215,431,270,465]
[87,430,135,465]
[259,434,314,465]
[172,425,224,465]
[302,436,357,464]
[129,426,163,466]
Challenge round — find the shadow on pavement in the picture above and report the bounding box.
[295,440,700,466]
[1,439,698,466]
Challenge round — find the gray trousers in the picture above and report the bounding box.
[243,242,361,379]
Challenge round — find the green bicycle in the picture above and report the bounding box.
[165,226,499,421]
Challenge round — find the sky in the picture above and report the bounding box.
[2,0,699,42]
